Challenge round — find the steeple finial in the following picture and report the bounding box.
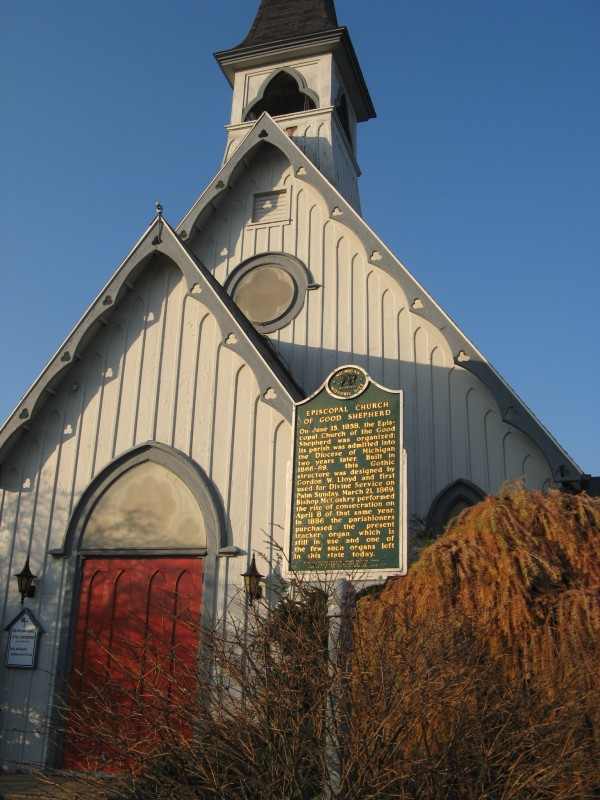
[237,0,339,49]
[152,201,164,245]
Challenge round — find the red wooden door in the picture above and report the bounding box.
[63,557,203,771]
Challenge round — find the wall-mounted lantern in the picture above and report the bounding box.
[242,554,264,606]
[15,558,37,605]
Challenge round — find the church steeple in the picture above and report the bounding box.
[215,0,375,211]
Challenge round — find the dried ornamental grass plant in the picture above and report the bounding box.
[53,485,600,799]
[353,485,600,799]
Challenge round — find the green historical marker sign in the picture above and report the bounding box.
[288,366,407,579]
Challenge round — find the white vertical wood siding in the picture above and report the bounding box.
[0,258,290,768]
[1,143,552,769]
[224,112,361,210]
[189,143,553,517]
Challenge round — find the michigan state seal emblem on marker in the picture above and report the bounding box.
[327,366,368,399]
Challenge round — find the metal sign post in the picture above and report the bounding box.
[287,365,408,798]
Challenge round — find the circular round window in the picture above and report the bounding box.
[232,265,296,326]
[225,254,310,333]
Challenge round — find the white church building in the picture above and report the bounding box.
[0,0,585,771]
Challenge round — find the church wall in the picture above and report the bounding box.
[331,58,358,148]
[189,146,553,519]
[328,116,361,208]
[0,103,556,776]
[224,111,360,209]
[0,258,290,769]
[224,50,361,209]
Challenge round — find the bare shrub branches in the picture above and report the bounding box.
[53,486,600,799]
[354,485,600,799]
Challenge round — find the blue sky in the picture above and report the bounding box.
[2,0,599,473]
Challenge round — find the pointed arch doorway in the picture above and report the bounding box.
[60,446,223,772]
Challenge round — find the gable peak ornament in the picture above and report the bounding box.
[152,201,164,246]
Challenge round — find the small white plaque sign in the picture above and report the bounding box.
[5,608,43,669]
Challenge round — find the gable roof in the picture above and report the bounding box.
[0,213,302,470]
[237,0,339,49]
[0,113,582,483]
[177,112,582,483]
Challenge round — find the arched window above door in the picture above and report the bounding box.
[57,443,227,556]
[426,480,486,538]
[82,461,207,550]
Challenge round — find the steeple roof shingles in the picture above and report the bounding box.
[237,0,339,48]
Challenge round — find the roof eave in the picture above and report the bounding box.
[0,211,303,472]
